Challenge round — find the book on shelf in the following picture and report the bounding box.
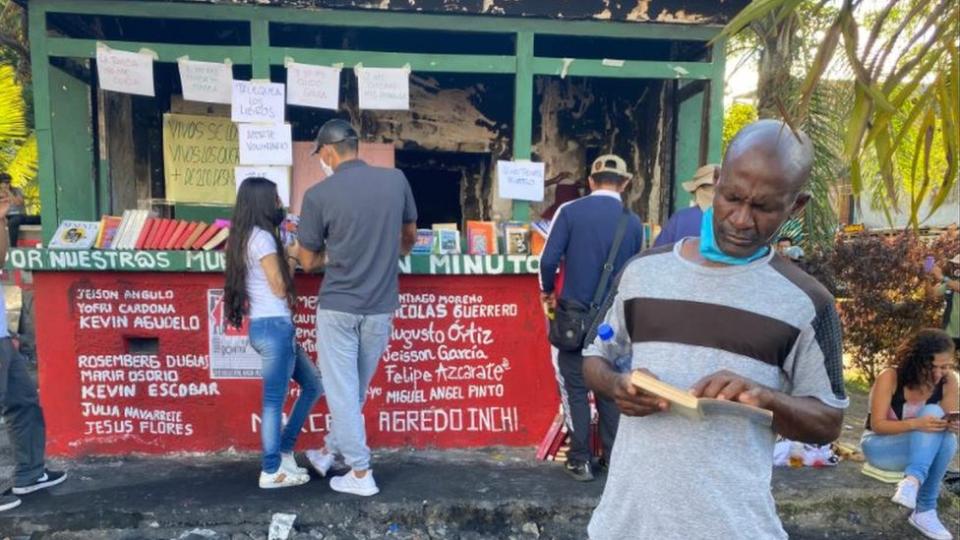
[165,220,190,250]
[412,229,434,255]
[134,218,156,250]
[95,216,122,249]
[432,223,460,255]
[176,222,200,250]
[504,222,530,255]
[143,218,166,250]
[202,227,230,251]
[49,220,101,250]
[630,371,773,425]
[110,210,133,250]
[181,222,208,250]
[466,220,498,255]
[192,224,222,250]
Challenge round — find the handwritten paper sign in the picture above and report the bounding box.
[235,167,291,207]
[231,80,285,124]
[357,67,410,110]
[497,160,545,202]
[162,113,239,204]
[238,123,293,166]
[178,59,232,104]
[287,62,341,110]
[96,44,155,97]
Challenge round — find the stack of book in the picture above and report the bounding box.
[91,211,230,251]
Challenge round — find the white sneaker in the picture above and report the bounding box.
[281,453,308,475]
[891,477,919,509]
[258,469,309,489]
[305,448,337,477]
[329,470,379,496]
[909,509,954,540]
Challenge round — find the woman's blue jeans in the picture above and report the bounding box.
[861,404,958,512]
[249,316,322,474]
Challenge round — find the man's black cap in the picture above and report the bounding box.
[313,119,358,154]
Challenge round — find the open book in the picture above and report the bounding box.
[630,371,773,426]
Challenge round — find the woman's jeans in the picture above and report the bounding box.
[861,404,958,512]
[249,316,322,474]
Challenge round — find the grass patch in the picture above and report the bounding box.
[844,372,871,395]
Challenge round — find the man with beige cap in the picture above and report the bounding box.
[653,164,719,247]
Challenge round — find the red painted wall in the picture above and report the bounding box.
[35,272,559,456]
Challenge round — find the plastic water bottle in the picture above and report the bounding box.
[597,323,614,341]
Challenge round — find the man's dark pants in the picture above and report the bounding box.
[556,348,619,464]
[0,338,46,486]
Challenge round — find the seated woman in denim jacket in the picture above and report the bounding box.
[224,177,322,489]
[862,329,959,540]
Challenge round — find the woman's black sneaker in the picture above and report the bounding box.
[564,460,595,482]
[12,469,67,495]
[0,495,21,512]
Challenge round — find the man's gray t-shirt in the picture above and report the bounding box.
[583,240,848,540]
[298,159,417,315]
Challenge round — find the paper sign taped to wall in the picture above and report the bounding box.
[235,166,291,207]
[231,80,285,124]
[96,44,155,97]
[238,123,293,166]
[287,62,341,110]
[357,67,410,110]
[497,160,545,202]
[162,113,239,204]
[178,59,233,104]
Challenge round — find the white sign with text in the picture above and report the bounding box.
[96,45,155,97]
[234,166,291,207]
[238,123,293,166]
[231,80,285,124]
[178,59,233,104]
[287,62,341,110]
[497,160,545,202]
[357,67,410,110]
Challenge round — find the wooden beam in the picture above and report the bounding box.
[250,18,270,78]
[533,58,713,80]
[46,37,252,64]
[28,2,59,242]
[511,31,534,223]
[39,0,722,41]
[271,48,516,74]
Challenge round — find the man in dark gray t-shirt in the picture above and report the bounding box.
[296,119,417,497]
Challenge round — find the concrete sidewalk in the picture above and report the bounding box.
[1,449,957,539]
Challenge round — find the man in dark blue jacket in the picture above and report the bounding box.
[539,154,644,481]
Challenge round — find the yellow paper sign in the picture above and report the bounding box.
[162,113,239,203]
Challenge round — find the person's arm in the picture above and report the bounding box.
[295,192,326,273]
[538,207,569,308]
[652,213,678,248]
[941,370,960,434]
[260,254,289,299]
[399,172,418,256]
[9,188,23,208]
[0,198,9,262]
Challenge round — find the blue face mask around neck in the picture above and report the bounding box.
[698,206,770,265]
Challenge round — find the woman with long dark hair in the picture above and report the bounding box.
[224,177,321,489]
[862,328,959,540]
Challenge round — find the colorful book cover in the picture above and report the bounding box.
[181,222,208,250]
[466,220,497,255]
[96,216,122,249]
[48,220,101,250]
[504,223,530,255]
[202,227,230,251]
[165,220,190,250]
[134,218,156,250]
[280,214,299,247]
[412,229,434,254]
[192,224,222,250]
[176,222,200,250]
[147,219,172,250]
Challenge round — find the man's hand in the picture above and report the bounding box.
[691,370,775,410]
[613,369,669,417]
[540,292,557,311]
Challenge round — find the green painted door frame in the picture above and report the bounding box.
[28,0,726,239]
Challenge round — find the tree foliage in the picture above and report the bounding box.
[721,0,959,229]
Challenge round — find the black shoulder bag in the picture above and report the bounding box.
[548,207,630,352]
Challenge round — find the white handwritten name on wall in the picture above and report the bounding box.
[231,80,286,124]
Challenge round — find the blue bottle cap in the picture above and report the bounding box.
[597,323,614,341]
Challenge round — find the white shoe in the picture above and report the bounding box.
[891,477,919,509]
[258,469,309,489]
[909,510,953,540]
[281,453,308,475]
[305,448,337,477]
[329,470,379,496]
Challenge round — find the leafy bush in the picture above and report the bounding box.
[808,232,947,383]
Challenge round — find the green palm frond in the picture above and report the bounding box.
[6,133,38,213]
[0,63,26,142]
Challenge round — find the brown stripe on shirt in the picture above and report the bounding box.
[625,297,801,367]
